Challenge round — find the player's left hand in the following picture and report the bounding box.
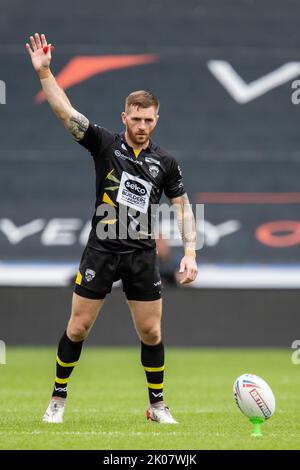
[177,255,198,284]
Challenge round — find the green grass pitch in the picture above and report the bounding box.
[1,347,300,450]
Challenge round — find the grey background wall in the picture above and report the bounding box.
[1,287,298,347]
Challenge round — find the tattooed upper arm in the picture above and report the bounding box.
[65,110,89,141]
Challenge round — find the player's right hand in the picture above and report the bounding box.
[26,33,52,73]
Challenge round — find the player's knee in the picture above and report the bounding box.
[67,321,90,341]
[140,326,161,345]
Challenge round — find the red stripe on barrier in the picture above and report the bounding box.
[195,192,300,204]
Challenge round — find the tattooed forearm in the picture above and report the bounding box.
[38,71,90,139]
[172,193,197,251]
[67,112,89,140]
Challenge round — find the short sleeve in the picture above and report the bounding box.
[164,157,186,199]
[77,122,115,158]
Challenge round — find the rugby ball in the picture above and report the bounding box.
[233,373,275,420]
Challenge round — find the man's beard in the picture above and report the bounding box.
[127,126,150,146]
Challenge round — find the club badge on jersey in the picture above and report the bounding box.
[149,165,160,178]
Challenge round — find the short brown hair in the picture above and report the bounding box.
[125,90,160,113]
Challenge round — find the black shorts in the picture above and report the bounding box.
[74,246,162,301]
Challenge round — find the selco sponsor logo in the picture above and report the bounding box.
[125,180,147,196]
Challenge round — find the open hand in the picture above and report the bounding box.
[26,33,52,73]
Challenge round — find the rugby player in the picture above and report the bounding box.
[26,33,198,424]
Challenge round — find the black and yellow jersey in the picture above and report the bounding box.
[78,122,186,253]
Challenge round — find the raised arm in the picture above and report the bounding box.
[26,33,89,140]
